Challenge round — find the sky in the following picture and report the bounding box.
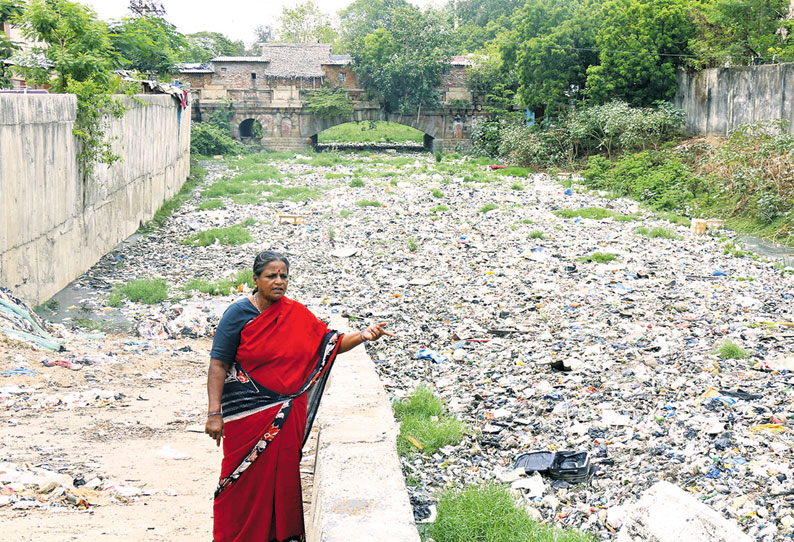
[81,0,444,45]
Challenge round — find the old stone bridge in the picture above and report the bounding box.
[179,43,485,152]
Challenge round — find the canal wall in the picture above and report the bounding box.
[308,315,421,542]
[0,93,191,306]
[675,63,794,135]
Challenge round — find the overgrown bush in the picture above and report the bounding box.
[190,122,242,156]
[482,101,685,167]
[498,124,570,167]
[303,87,353,119]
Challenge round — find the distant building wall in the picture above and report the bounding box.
[675,63,794,135]
[0,94,191,306]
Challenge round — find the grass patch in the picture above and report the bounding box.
[613,213,640,222]
[295,152,351,167]
[528,230,545,239]
[339,210,353,218]
[233,166,282,182]
[72,318,113,331]
[479,203,498,213]
[431,188,444,198]
[110,278,168,305]
[317,121,423,143]
[356,199,382,208]
[393,386,464,456]
[426,483,595,542]
[197,199,225,211]
[519,219,534,224]
[716,341,748,360]
[182,225,254,246]
[657,211,691,227]
[431,204,449,213]
[325,172,346,179]
[407,237,419,252]
[635,226,682,239]
[182,269,254,296]
[491,166,530,177]
[722,240,751,258]
[554,207,618,220]
[578,252,619,263]
[350,178,365,188]
[510,182,524,190]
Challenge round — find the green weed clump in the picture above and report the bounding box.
[182,225,254,246]
[431,188,444,198]
[110,278,168,305]
[479,203,498,213]
[407,237,419,252]
[339,210,353,218]
[511,182,524,190]
[197,199,225,211]
[393,386,464,456]
[528,230,545,239]
[350,178,365,187]
[554,207,618,220]
[356,199,382,207]
[182,269,254,296]
[635,226,682,239]
[431,204,449,213]
[491,166,530,177]
[426,483,595,542]
[717,341,748,360]
[578,252,619,263]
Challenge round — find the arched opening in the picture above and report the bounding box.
[314,121,427,151]
[239,118,263,139]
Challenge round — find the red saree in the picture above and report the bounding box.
[213,297,341,542]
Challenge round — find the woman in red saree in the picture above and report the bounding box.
[204,251,394,542]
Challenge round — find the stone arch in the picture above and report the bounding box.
[239,118,263,138]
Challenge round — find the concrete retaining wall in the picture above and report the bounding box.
[308,315,420,542]
[675,63,794,135]
[0,94,191,306]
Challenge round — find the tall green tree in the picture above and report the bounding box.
[690,0,793,66]
[338,0,409,51]
[586,0,695,105]
[512,0,599,111]
[15,0,117,91]
[449,0,522,52]
[180,31,244,63]
[110,16,186,78]
[0,0,23,88]
[277,1,338,44]
[351,5,454,114]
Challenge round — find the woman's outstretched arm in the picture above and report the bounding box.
[338,322,396,354]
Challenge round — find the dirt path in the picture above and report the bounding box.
[0,336,221,541]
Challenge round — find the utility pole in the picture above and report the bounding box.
[129,0,166,17]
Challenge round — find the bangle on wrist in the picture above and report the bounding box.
[207,411,222,417]
[359,330,366,343]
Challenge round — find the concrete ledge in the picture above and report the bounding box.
[308,316,420,542]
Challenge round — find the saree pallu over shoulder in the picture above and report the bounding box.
[215,329,341,499]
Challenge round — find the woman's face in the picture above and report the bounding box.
[254,260,288,306]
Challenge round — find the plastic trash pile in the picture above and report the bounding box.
[15,152,793,539]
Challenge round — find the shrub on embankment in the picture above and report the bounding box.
[477,101,794,246]
[582,121,794,245]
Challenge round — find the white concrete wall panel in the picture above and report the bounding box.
[676,63,794,136]
[0,94,190,305]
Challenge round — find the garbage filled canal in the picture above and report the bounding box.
[2,150,794,540]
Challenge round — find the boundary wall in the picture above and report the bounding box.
[308,315,421,542]
[675,63,794,135]
[0,94,191,306]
